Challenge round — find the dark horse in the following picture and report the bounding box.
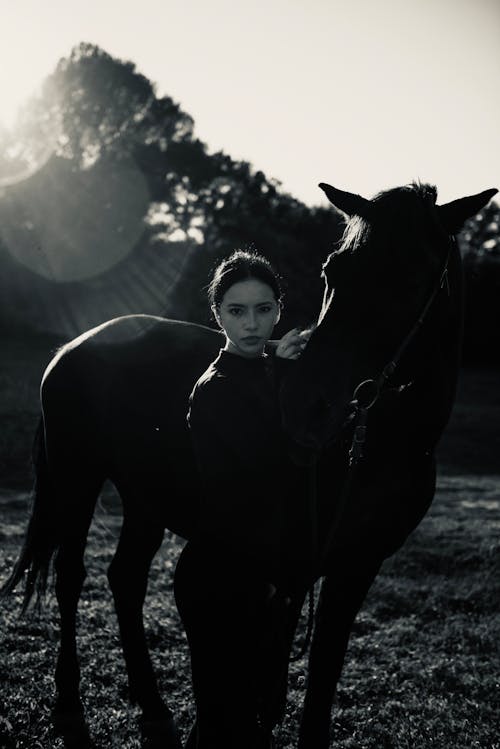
[2,182,496,749]
[280,181,497,748]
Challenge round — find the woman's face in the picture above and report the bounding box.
[215,278,280,358]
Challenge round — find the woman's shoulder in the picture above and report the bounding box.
[190,355,231,406]
[188,360,241,435]
[193,361,223,390]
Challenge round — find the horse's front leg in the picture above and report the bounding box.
[298,554,382,749]
[107,514,182,749]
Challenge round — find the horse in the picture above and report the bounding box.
[3,317,223,747]
[2,181,496,749]
[279,181,497,748]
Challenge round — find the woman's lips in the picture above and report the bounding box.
[241,336,261,345]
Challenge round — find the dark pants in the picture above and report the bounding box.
[174,539,304,749]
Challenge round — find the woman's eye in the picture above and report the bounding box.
[258,306,272,313]
[229,308,242,316]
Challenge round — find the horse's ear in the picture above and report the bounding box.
[319,183,372,220]
[437,188,498,234]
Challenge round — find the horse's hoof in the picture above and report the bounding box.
[255,727,275,749]
[183,721,197,748]
[52,708,93,748]
[297,726,330,749]
[140,715,183,749]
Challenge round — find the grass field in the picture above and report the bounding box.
[0,335,499,748]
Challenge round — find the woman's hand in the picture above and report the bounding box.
[275,328,312,360]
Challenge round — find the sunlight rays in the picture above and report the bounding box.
[0,155,151,281]
[0,142,195,338]
[0,234,195,339]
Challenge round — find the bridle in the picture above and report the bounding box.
[345,235,453,466]
[290,235,454,662]
[319,234,454,565]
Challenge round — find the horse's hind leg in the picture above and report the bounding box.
[107,508,182,749]
[52,476,103,743]
[298,553,382,749]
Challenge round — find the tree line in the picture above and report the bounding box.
[1,43,498,362]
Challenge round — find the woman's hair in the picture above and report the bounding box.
[208,250,283,309]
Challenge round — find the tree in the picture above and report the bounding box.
[2,43,344,331]
[458,201,500,364]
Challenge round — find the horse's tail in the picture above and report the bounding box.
[1,419,57,613]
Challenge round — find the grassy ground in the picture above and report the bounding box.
[1,476,499,748]
[1,335,499,747]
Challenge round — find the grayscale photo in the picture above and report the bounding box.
[0,1,498,747]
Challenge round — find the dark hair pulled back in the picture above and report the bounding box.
[208,250,283,309]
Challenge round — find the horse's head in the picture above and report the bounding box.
[280,181,498,452]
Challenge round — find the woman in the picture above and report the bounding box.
[174,250,312,749]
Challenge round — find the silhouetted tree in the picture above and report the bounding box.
[460,201,500,261]
[9,42,344,327]
[6,45,499,362]
[458,201,500,364]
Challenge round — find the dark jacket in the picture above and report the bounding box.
[187,349,311,590]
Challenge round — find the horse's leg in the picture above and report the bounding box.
[298,553,383,749]
[107,511,182,749]
[52,478,102,745]
[259,590,306,733]
[37,365,105,745]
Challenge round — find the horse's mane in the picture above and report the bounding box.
[334,181,438,258]
[318,182,440,325]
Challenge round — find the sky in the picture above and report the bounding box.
[0,0,499,206]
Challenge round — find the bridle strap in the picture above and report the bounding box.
[345,237,453,458]
[318,235,453,569]
[289,237,454,661]
[377,238,452,386]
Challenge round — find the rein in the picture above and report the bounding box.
[319,237,453,565]
[289,236,453,662]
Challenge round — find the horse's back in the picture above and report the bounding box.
[40,315,223,536]
[44,315,220,373]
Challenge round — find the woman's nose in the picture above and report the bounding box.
[244,312,258,330]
